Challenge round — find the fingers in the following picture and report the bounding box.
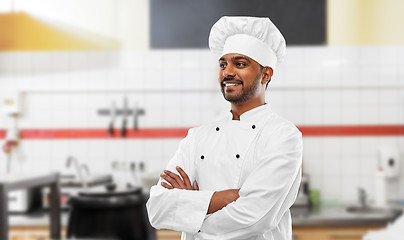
[193,180,199,191]
[160,167,199,191]
[162,170,186,189]
[161,182,174,189]
[160,172,180,189]
[176,166,192,190]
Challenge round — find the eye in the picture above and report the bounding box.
[219,62,227,69]
[236,62,247,67]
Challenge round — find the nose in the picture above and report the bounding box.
[222,64,236,78]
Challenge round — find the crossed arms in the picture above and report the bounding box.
[146,126,302,236]
[160,166,240,214]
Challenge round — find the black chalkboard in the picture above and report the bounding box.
[150,0,326,48]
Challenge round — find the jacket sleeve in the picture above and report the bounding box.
[198,124,302,237]
[146,128,215,233]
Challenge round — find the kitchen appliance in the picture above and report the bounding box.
[42,174,113,210]
[378,146,401,179]
[8,187,41,213]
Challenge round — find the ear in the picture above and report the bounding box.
[261,67,273,85]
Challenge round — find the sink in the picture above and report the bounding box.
[346,206,401,215]
[347,206,385,213]
[60,174,113,187]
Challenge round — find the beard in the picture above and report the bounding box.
[220,74,261,103]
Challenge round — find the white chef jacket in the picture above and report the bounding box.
[147,104,302,240]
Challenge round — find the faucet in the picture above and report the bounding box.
[358,188,368,209]
[66,156,88,190]
[81,164,90,176]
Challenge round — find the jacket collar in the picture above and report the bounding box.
[227,103,271,122]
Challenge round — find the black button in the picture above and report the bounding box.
[201,155,205,160]
[216,127,220,131]
[252,125,256,129]
[236,154,240,159]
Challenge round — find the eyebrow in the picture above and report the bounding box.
[234,56,251,63]
[218,56,251,63]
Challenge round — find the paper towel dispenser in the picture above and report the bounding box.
[378,146,401,179]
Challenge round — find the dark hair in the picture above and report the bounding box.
[259,65,271,90]
[265,77,271,90]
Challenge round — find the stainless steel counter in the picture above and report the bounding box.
[1,173,61,239]
[9,211,69,227]
[291,205,403,227]
[9,205,403,229]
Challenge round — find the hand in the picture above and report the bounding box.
[160,166,199,190]
[208,189,240,214]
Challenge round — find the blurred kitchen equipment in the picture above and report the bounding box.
[9,189,32,212]
[2,91,23,173]
[309,189,320,208]
[374,167,387,208]
[60,174,113,188]
[130,162,140,187]
[2,115,21,173]
[98,97,145,136]
[81,163,90,176]
[8,187,42,213]
[139,162,145,175]
[378,146,401,179]
[133,102,139,130]
[108,101,117,136]
[293,174,310,207]
[67,186,156,240]
[43,174,113,210]
[358,187,368,209]
[130,161,155,189]
[1,91,21,115]
[132,102,145,130]
[66,156,88,190]
[2,127,20,173]
[346,188,401,214]
[121,96,128,137]
[345,188,375,213]
[1,173,61,240]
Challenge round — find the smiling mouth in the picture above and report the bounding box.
[221,80,243,87]
[224,83,239,87]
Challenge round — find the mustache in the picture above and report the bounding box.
[221,77,243,85]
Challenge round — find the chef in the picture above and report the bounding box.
[146,16,302,240]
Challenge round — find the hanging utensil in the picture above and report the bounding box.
[133,102,138,130]
[133,102,145,130]
[121,97,128,137]
[108,101,116,136]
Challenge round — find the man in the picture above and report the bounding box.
[146,16,302,240]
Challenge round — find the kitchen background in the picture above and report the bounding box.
[1,0,404,228]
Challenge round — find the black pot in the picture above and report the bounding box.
[67,184,155,240]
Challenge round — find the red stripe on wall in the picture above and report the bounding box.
[18,128,190,139]
[0,125,404,139]
[297,125,404,136]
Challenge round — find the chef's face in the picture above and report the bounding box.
[218,53,265,103]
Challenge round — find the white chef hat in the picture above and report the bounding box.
[209,16,286,71]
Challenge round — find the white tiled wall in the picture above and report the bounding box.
[1,46,404,204]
